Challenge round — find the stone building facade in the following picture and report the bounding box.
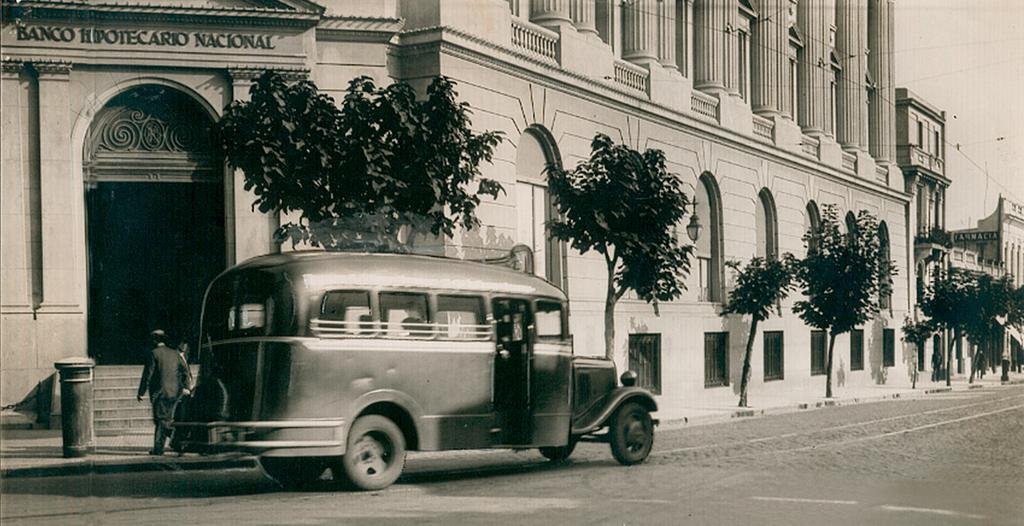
[1,0,911,411]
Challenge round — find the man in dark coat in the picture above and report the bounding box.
[137,330,192,455]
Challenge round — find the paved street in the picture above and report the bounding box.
[2,384,1022,526]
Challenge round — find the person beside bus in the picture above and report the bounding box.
[137,329,193,455]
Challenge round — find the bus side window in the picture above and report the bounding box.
[535,300,564,340]
[320,291,373,335]
[380,292,431,338]
[436,295,487,340]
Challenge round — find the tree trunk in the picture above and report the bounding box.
[912,342,920,389]
[739,317,759,407]
[825,330,836,398]
[603,258,617,362]
[969,337,982,384]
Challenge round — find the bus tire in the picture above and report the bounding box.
[260,456,326,488]
[335,415,406,491]
[539,437,577,463]
[608,401,653,465]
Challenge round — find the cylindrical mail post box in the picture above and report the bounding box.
[54,358,96,458]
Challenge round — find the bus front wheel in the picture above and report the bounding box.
[334,415,406,491]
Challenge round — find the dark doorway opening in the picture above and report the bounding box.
[87,182,224,364]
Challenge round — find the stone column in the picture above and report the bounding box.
[530,0,572,28]
[621,0,658,63]
[868,0,895,162]
[1,61,33,309]
[752,0,786,116]
[569,0,597,35]
[656,0,677,70]
[34,61,80,310]
[694,0,728,91]
[835,0,864,151]
[797,0,830,135]
[227,67,279,263]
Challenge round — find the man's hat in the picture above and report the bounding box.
[150,329,167,339]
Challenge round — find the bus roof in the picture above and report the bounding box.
[230,251,567,299]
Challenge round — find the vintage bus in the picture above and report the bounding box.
[176,251,657,490]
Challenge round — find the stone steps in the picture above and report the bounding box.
[94,366,150,435]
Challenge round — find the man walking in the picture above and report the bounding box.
[137,330,192,455]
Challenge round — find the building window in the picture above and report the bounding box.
[704,332,729,387]
[883,328,896,367]
[829,71,839,136]
[764,331,784,381]
[805,200,821,254]
[516,128,565,288]
[850,329,864,371]
[811,330,827,375]
[756,188,779,260]
[596,0,614,50]
[629,334,662,394]
[917,120,924,147]
[789,57,799,122]
[934,129,941,156]
[697,173,723,302]
[878,222,892,310]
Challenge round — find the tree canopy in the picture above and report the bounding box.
[547,133,692,359]
[218,71,504,250]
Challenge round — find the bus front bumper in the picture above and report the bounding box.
[174,419,347,457]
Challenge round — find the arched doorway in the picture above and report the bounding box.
[84,85,225,364]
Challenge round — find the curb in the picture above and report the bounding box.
[0,454,257,479]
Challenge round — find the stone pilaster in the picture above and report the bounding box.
[1,61,32,309]
[569,0,596,35]
[835,0,864,151]
[857,0,869,151]
[797,0,830,135]
[694,0,728,92]
[621,0,658,63]
[656,0,677,70]
[530,0,571,29]
[752,0,786,116]
[868,0,895,162]
[34,61,80,311]
[227,67,280,262]
[724,1,740,96]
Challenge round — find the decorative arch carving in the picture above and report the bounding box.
[84,85,218,183]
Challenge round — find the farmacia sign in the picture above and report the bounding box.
[15,25,275,50]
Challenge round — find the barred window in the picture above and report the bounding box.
[811,330,827,375]
[850,329,864,371]
[705,332,729,387]
[883,328,896,367]
[763,331,784,381]
[629,334,662,395]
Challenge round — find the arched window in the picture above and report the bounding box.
[804,200,821,253]
[697,172,724,302]
[755,188,779,259]
[845,211,858,245]
[878,221,892,310]
[515,127,565,288]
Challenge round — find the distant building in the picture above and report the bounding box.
[2,0,912,417]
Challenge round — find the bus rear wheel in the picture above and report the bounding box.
[260,456,327,488]
[334,415,406,491]
[608,401,653,465]
[539,437,577,462]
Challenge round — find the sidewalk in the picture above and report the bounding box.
[2,374,1020,480]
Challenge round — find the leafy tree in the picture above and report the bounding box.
[547,133,692,361]
[901,316,935,389]
[218,71,504,250]
[721,256,795,407]
[920,267,974,386]
[960,273,1015,382]
[791,205,895,398]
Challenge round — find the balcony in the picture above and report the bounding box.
[914,227,952,263]
[897,145,945,176]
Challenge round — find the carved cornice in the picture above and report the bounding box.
[32,59,72,77]
[1,58,25,77]
[316,16,405,43]
[228,65,309,83]
[2,0,321,28]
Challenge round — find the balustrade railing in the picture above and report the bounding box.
[690,90,718,121]
[800,135,819,157]
[612,59,649,94]
[875,164,888,183]
[752,114,774,141]
[510,17,558,62]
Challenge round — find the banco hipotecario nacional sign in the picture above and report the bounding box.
[15,25,275,50]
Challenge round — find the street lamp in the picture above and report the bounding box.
[686,198,703,242]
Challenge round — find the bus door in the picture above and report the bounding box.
[492,298,532,444]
